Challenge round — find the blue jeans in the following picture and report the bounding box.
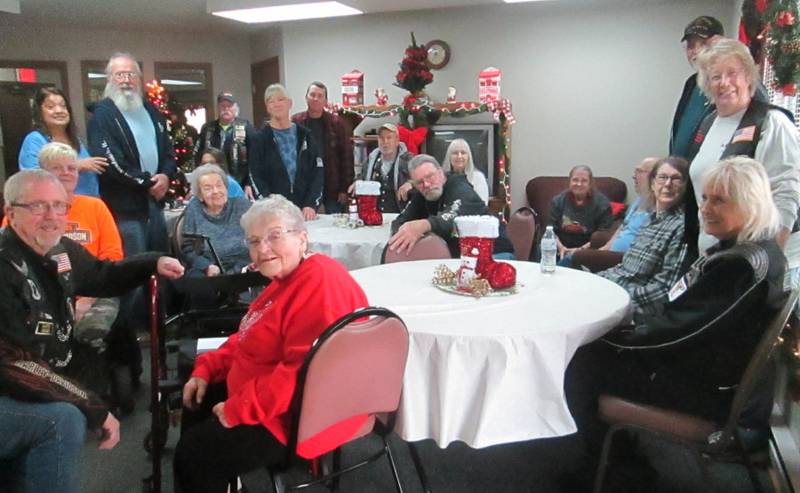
[114,199,168,375]
[492,252,516,260]
[116,199,168,327]
[0,397,86,493]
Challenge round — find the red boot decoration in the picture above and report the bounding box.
[455,215,516,290]
[354,180,383,226]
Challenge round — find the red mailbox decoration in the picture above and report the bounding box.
[341,69,364,107]
[478,66,502,104]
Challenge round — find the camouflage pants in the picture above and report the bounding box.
[73,297,120,352]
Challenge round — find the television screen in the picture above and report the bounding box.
[425,124,495,196]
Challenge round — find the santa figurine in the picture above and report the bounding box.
[375,87,389,106]
[353,180,383,225]
[447,86,457,103]
[454,215,516,289]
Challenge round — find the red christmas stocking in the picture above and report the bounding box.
[354,180,382,226]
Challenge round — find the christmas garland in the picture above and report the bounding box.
[335,100,516,218]
[765,0,800,94]
[145,80,194,202]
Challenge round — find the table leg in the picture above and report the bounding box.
[408,441,432,493]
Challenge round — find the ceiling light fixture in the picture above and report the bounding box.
[212,1,362,23]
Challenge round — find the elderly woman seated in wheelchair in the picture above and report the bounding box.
[174,194,369,493]
[563,156,789,490]
[181,163,251,278]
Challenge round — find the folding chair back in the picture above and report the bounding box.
[507,206,536,261]
[594,289,799,492]
[294,307,409,445]
[383,234,451,263]
[273,307,411,493]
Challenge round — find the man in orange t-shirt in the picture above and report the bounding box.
[38,143,124,394]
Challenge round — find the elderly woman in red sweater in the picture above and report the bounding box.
[174,194,368,492]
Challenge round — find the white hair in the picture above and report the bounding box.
[442,139,479,186]
[38,142,78,167]
[240,194,307,235]
[696,38,759,102]
[701,156,780,242]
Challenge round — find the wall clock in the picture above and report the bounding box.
[425,40,451,70]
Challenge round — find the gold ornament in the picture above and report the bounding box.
[432,264,457,286]
[467,278,491,298]
[781,39,800,55]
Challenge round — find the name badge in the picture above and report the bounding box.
[668,276,688,302]
[34,321,55,336]
[316,157,324,168]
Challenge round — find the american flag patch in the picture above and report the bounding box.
[731,126,755,144]
[52,253,71,273]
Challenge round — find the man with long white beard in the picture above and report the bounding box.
[87,52,176,392]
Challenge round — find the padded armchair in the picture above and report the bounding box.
[525,176,627,261]
[593,289,799,493]
[268,306,413,493]
[525,176,627,228]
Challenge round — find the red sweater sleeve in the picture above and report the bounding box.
[192,332,239,384]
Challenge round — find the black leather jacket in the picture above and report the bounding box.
[604,239,787,391]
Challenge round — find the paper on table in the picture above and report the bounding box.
[196,337,226,354]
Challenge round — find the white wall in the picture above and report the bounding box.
[280,0,738,208]
[0,23,254,136]
[250,25,284,77]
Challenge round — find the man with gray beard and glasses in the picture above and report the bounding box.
[87,52,176,394]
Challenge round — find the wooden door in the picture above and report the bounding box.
[0,82,52,181]
[250,57,279,129]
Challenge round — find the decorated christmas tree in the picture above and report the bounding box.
[145,80,195,202]
[765,0,800,94]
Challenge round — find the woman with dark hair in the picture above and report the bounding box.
[18,87,107,196]
[598,157,690,317]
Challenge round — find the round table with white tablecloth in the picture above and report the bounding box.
[350,259,630,448]
[306,213,398,270]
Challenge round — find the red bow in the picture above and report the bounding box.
[397,125,428,154]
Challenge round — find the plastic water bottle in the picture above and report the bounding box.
[540,226,557,274]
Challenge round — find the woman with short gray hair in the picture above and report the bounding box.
[685,37,799,260]
[175,193,368,493]
[248,84,323,221]
[180,163,251,278]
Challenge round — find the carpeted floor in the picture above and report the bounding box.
[80,346,777,493]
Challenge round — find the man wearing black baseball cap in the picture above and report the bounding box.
[193,91,255,194]
[669,16,724,159]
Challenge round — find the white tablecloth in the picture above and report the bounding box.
[306,214,397,270]
[350,259,630,448]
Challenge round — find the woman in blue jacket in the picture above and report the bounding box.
[18,87,107,196]
[248,84,323,221]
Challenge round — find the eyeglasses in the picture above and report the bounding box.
[654,174,685,185]
[11,201,71,216]
[245,229,297,249]
[112,71,140,82]
[709,69,745,84]
[411,170,441,188]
